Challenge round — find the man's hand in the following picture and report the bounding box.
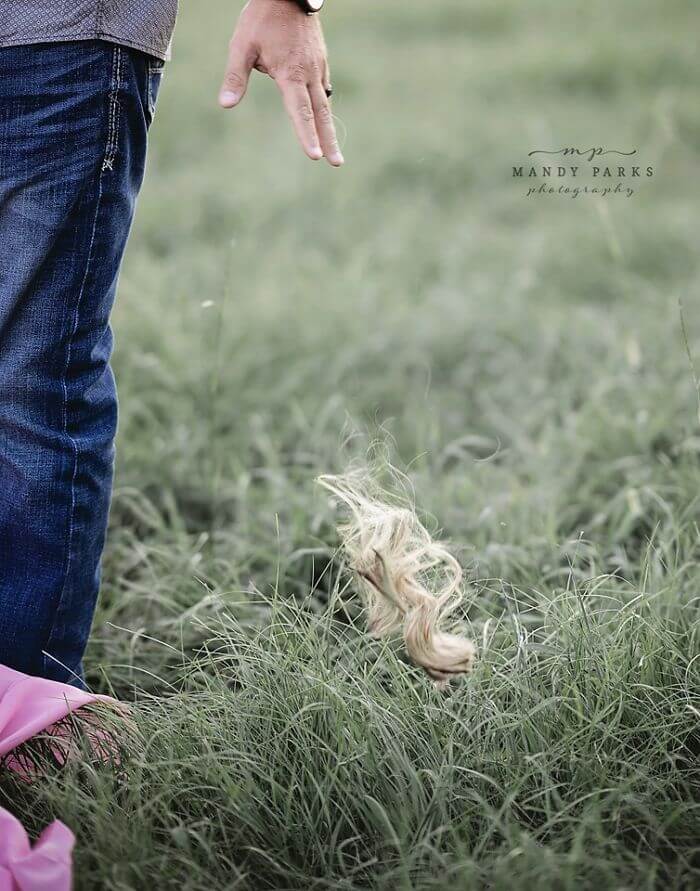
[219,0,344,167]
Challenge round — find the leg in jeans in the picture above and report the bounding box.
[0,41,162,685]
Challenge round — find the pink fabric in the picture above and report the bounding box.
[0,810,74,891]
[0,665,111,891]
[0,666,107,758]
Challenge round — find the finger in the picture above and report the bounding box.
[309,83,343,166]
[219,38,254,108]
[322,59,332,95]
[277,79,323,161]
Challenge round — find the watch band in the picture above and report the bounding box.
[296,0,324,12]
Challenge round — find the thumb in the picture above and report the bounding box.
[219,41,254,108]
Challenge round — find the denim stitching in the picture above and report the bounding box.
[102,46,122,171]
[147,62,163,123]
[41,44,119,679]
[146,64,153,122]
[102,47,117,170]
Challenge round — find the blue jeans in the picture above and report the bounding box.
[0,41,162,685]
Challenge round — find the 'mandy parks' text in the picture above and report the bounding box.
[513,165,654,178]
[513,147,654,198]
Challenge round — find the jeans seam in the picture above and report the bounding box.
[146,67,163,125]
[103,46,122,171]
[147,65,153,122]
[41,44,120,679]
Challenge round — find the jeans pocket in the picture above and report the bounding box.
[146,58,165,127]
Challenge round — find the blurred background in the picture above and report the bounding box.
[94,0,700,689]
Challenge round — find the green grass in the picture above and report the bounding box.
[3,0,700,887]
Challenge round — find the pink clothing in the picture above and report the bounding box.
[0,812,74,891]
[0,665,110,891]
[0,666,106,759]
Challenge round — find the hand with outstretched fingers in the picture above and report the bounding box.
[219,0,344,167]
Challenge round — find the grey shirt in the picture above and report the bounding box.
[0,1,178,61]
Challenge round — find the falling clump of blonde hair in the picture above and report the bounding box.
[318,469,475,685]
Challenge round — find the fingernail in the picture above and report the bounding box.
[329,151,345,166]
[309,145,323,160]
[219,90,239,107]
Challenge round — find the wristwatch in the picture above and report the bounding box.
[295,0,324,12]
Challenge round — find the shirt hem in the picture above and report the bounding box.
[0,31,170,61]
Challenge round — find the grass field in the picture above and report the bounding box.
[3,0,700,887]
